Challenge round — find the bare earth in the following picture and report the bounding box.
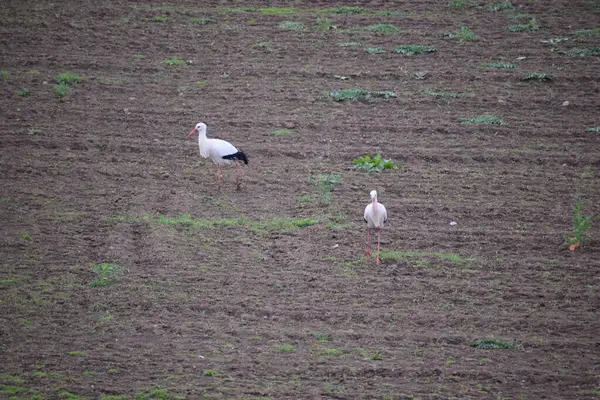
[1,1,599,399]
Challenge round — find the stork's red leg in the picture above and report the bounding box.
[217,166,222,186]
[376,228,382,265]
[365,230,371,257]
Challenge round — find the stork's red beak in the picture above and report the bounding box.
[186,128,197,138]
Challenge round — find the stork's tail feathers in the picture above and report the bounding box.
[223,151,249,165]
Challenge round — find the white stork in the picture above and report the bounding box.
[364,190,387,264]
[186,122,248,189]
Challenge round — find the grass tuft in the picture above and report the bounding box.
[485,1,515,11]
[586,126,600,132]
[55,83,70,98]
[353,154,400,172]
[276,344,296,352]
[563,47,600,57]
[471,338,522,349]
[379,251,471,263]
[572,26,600,36]
[522,72,552,81]
[481,61,517,69]
[277,21,305,31]
[163,56,186,65]
[364,47,385,54]
[445,25,478,41]
[153,14,167,23]
[395,44,437,55]
[458,114,509,126]
[359,24,399,33]
[449,0,473,9]
[506,18,540,32]
[56,72,83,85]
[17,88,31,97]
[90,263,123,287]
[338,42,361,47]
[327,6,368,14]
[0,71,7,81]
[271,128,296,135]
[328,88,397,101]
[567,198,593,250]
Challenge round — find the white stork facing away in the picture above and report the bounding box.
[364,190,388,264]
[186,122,248,189]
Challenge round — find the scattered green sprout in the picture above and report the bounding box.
[395,44,437,55]
[153,14,167,22]
[55,83,70,98]
[56,72,83,85]
[203,369,218,376]
[68,351,85,356]
[309,173,342,204]
[136,388,184,400]
[458,114,509,126]
[260,7,295,14]
[27,128,41,135]
[22,233,32,239]
[191,17,213,24]
[522,72,552,81]
[195,80,208,86]
[0,71,8,81]
[102,78,122,85]
[379,251,471,263]
[572,27,600,36]
[563,47,600,57]
[271,128,295,135]
[567,198,593,250]
[586,126,600,132]
[276,344,296,352]
[315,16,334,30]
[310,331,331,342]
[471,338,522,349]
[321,348,343,356]
[328,88,397,101]
[163,56,186,65]
[359,24,398,33]
[90,263,123,287]
[485,1,515,11]
[327,6,368,14]
[364,47,385,54]
[371,352,382,360]
[481,61,517,69]
[506,18,540,32]
[541,37,568,44]
[100,395,128,400]
[449,0,472,9]
[445,25,478,41]
[337,42,361,47]
[375,10,408,17]
[422,89,468,98]
[17,88,30,97]
[134,54,147,59]
[0,374,24,384]
[277,21,305,31]
[352,154,400,172]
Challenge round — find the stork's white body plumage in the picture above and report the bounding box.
[364,190,387,264]
[187,122,248,188]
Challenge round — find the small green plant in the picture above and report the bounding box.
[422,89,468,98]
[90,263,123,287]
[481,61,517,69]
[379,251,470,263]
[191,17,213,24]
[27,128,41,135]
[56,72,83,85]
[203,369,218,376]
[328,88,397,101]
[458,114,509,126]
[572,26,600,36]
[353,154,400,172]
[522,72,552,81]
[506,18,540,32]
[134,54,147,59]
[136,388,184,399]
[371,352,382,360]
[327,6,368,14]
[586,126,600,132]
[359,24,398,33]
[315,16,333,30]
[277,344,296,352]
[22,233,32,239]
[395,44,437,55]
[153,14,167,22]
[568,198,593,250]
[485,1,515,11]
[195,80,208,86]
[163,56,185,65]
[337,42,361,47]
[449,0,472,9]
[563,47,600,57]
[310,331,331,342]
[17,88,30,97]
[271,128,295,135]
[0,374,24,384]
[100,395,129,400]
[260,7,295,14]
[446,25,478,41]
[55,83,69,98]
[471,338,522,349]
[364,47,385,54]
[376,10,407,16]
[309,173,342,204]
[277,21,305,31]
[0,71,8,81]
[68,350,85,356]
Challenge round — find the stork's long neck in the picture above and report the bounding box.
[372,197,378,213]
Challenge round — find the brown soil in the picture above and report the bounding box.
[1,1,599,399]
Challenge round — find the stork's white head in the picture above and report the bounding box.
[186,122,207,138]
[370,190,377,200]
